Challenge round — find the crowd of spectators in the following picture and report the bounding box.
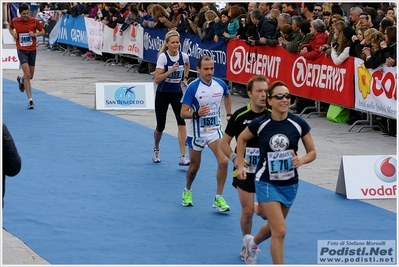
[35,2,397,135]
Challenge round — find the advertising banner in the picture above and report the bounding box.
[354,58,397,119]
[95,82,155,110]
[56,15,88,49]
[142,28,227,78]
[84,17,104,55]
[226,39,355,108]
[336,155,397,199]
[102,24,144,58]
[2,49,19,69]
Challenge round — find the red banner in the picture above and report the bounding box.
[226,39,355,108]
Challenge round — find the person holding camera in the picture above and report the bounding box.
[246,9,277,46]
[330,22,354,65]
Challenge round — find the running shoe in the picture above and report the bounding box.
[152,149,161,163]
[213,196,230,212]
[243,234,259,265]
[17,76,24,92]
[181,190,193,206]
[27,100,34,109]
[179,155,190,166]
[240,245,246,260]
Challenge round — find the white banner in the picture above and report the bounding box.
[95,82,155,110]
[354,58,397,119]
[84,17,103,55]
[2,49,20,69]
[337,155,397,199]
[49,15,62,46]
[2,29,15,45]
[102,24,143,58]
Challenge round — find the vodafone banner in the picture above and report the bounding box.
[354,58,397,119]
[102,25,144,58]
[226,39,355,108]
[336,155,397,199]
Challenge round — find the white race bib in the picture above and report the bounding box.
[245,147,260,174]
[19,33,33,46]
[267,150,295,180]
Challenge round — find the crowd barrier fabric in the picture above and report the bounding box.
[55,15,88,49]
[84,18,105,56]
[102,24,143,58]
[48,16,397,118]
[226,39,355,108]
[354,58,397,119]
[142,28,227,78]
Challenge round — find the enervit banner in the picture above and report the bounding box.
[226,39,355,108]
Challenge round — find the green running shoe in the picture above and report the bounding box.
[213,196,230,212]
[182,190,193,206]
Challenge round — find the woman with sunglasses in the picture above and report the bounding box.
[235,81,316,264]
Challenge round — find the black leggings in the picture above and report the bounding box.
[155,90,185,132]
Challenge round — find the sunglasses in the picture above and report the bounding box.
[314,9,322,12]
[270,93,292,100]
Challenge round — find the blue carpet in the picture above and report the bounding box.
[2,78,396,264]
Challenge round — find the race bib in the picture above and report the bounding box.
[165,65,183,83]
[267,150,294,180]
[19,33,33,46]
[245,147,260,174]
[200,115,219,132]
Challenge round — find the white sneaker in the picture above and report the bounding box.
[243,234,259,264]
[179,155,190,166]
[240,245,246,260]
[152,149,161,163]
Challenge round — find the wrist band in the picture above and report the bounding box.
[229,152,237,162]
[226,113,233,117]
[192,111,199,119]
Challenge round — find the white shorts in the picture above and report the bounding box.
[186,130,222,152]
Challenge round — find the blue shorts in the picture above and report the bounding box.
[255,180,298,207]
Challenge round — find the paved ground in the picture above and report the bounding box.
[2,43,397,265]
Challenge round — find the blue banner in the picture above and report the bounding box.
[143,28,227,78]
[56,15,88,49]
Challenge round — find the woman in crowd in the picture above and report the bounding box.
[363,31,386,69]
[351,26,369,58]
[152,31,190,166]
[198,10,219,41]
[213,9,229,42]
[119,3,140,36]
[381,25,397,67]
[299,19,328,60]
[158,2,181,30]
[320,14,344,56]
[330,21,353,65]
[222,5,241,40]
[236,81,316,264]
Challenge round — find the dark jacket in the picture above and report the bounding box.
[382,42,397,66]
[364,48,386,69]
[3,123,21,206]
[213,20,229,37]
[248,16,277,46]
